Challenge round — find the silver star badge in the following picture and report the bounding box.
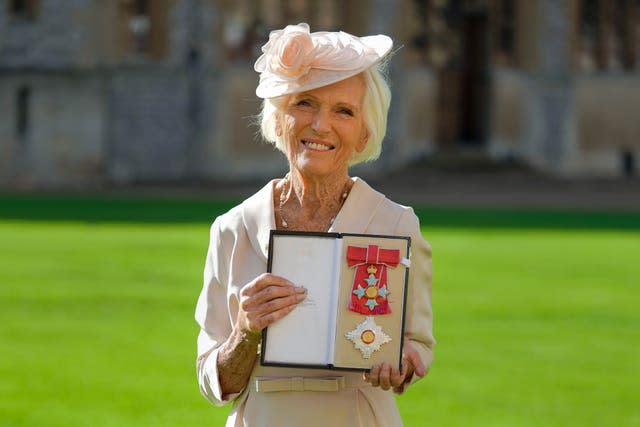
[345,316,391,359]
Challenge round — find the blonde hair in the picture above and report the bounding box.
[259,64,391,166]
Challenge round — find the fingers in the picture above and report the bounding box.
[238,273,306,333]
[362,343,428,394]
[392,343,428,395]
[364,363,404,391]
[393,382,410,395]
[245,301,299,332]
[388,365,405,390]
[242,283,306,312]
[240,274,305,311]
[367,364,380,387]
[240,273,297,298]
[404,343,426,378]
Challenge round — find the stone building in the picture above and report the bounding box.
[1,0,639,189]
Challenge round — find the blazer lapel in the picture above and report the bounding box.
[330,177,385,234]
[241,177,386,261]
[241,180,277,263]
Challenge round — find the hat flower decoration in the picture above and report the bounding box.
[260,23,315,80]
[254,23,393,99]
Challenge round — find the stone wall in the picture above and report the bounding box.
[1,0,638,189]
[569,76,640,176]
[0,72,106,188]
[108,68,190,183]
[0,0,88,69]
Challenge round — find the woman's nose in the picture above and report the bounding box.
[311,109,331,134]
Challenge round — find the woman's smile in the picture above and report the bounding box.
[301,138,335,152]
[283,75,368,178]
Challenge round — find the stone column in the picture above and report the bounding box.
[364,0,402,172]
[185,0,204,180]
[536,0,573,174]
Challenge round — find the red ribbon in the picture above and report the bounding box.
[346,245,400,267]
[346,245,400,315]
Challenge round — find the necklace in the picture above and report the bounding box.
[278,173,351,230]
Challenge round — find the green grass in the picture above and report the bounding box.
[0,195,638,426]
[398,228,639,426]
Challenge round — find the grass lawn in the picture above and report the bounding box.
[0,194,638,426]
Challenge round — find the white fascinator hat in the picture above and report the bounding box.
[254,23,393,99]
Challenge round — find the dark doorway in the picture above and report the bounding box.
[434,3,490,148]
[459,8,489,145]
[16,86,30,139]
[622,150,635,177]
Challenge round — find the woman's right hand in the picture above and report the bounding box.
[217,274,306,396]
[236,273,307,338]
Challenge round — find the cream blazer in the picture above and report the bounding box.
[195,177,435,427]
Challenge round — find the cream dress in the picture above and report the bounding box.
[195,178,435,427]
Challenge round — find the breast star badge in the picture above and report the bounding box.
[345,316,391,359]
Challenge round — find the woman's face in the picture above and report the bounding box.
[278,74,368,179]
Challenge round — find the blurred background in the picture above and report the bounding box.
[1,1,639,427]
[0,0,639,206]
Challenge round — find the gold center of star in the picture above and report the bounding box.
[365,287,378,299]
[360,330,376,344]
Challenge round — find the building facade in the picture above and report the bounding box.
[1,0,639,189]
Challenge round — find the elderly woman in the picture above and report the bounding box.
[195,23,435,426]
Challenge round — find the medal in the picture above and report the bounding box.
[346,244,399,315]
[345,316,391,359]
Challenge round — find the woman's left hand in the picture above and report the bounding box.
[363,341,426,394]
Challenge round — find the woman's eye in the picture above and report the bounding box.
[338,108,354,116]
[296,99,312,107]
